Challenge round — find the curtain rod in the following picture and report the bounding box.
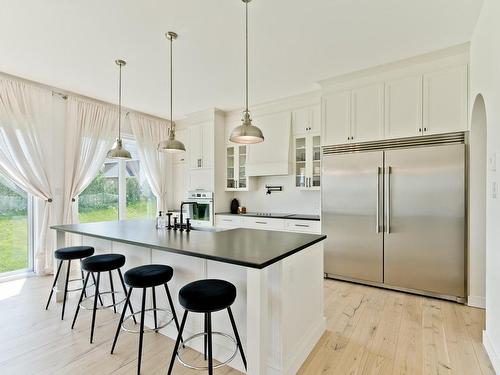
[0,70,172,124]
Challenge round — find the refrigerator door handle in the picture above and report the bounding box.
[376,167,381,233]
[386,166,392,234]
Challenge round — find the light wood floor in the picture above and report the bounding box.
[0,276,494,374]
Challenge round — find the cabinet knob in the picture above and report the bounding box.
[418,128,422,132]
[423,127,427,132]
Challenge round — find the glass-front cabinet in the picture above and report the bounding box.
[226,145,249,191]
[294,134,321,190]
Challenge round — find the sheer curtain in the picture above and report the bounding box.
[63,97,117,225]
[128,113,171,212]
[0,78,55,274]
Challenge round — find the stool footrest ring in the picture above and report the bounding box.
[79,291,125,310]
[121,308,174,333]
[52,277,95,293]
[176,331,238,370]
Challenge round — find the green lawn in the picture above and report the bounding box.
[79,200,156,223]
[0,216,28,274]
[0,201,156,274]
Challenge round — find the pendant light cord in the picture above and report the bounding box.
[118,62,122,139]
[170,34,174,138]
[245,0,249,113]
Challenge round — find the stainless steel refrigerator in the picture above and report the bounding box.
[322,133,466,302]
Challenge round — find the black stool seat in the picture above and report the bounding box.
[179,279,236,313]
[82,254,125,273]
[54,246,94,260]
[124,264,173,288]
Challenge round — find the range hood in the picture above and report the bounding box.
[245,111,291,176]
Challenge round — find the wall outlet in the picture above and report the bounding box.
[489,153,497,172]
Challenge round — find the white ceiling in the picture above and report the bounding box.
[0,0,483,119]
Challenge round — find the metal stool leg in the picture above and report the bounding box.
[80,264,87,299]
[228,306,247,370]
[118,268,137,324]
[61,260,72,320]
[152,286,158,330]
[90,272,100,344]
[207,312,213,375]
[137,288,147,375]
[204,312,208,360]
[71,272,90,329]
[45,260,63,310]
[90,272,104,307]
[109,271,117,314]
[164,283,184,345]
[111,286,133,354]
[167,310,188,375]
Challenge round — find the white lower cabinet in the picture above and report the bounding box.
[215,215,244,229]
[284,219,321,234]
[215,214,321,234]
[242,217,285,231]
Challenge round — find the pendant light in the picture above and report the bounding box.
[229,0,264,144]
[107,59,132,159]
[158,31,186,153]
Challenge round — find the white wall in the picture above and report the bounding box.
[470,0,500,370]
[469,95,487,308]
[231,176,320,215]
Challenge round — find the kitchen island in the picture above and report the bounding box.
[51,220,326,375]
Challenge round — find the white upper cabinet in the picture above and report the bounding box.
[384,75,423,139]
[350,83,384,142]
[292,104,321,135]
[322,90,350,145]
[189,121,213,169]
[246,111,291,176]
[173,128,188,164]
[322,59,469,145]
[322,84,383,145]
[423,65,468,135]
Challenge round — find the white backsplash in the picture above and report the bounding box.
[230,175,320,215]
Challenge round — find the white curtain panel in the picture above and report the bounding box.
[128,113,171,212]
[0,78,55,275]
[63,96,117,225]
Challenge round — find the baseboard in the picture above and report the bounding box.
[483,330,500,372]
[284,317,327,375]
[468,295,486,309]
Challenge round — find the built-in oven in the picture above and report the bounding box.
[185,190,214,227]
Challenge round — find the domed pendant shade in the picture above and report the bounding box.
[158,32,186,153]
[107,59,132,159]
[229,0,264,144]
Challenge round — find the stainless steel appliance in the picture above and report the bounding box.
[322,133,466,302]
[185,190,214,227]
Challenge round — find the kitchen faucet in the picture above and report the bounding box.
[179,201,198,231]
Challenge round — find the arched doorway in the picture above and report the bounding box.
[469,94,487,308]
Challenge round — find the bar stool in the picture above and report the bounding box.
[71,253,135,343]
[167,279,247,375]
[45,246,95,320]
[110,264,184,375]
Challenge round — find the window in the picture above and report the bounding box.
[124,140,156,220]
[0,172,31,275]
[78,161,119,223]
[78,138,156,223]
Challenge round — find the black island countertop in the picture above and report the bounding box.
[51,220,326,269]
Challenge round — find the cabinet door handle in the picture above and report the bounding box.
[255,221,267,224]
[197,159,202,168]
[222,219,232,222]
[294,224,309,228]
[423,127,427,132]
[418,128,422,133]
